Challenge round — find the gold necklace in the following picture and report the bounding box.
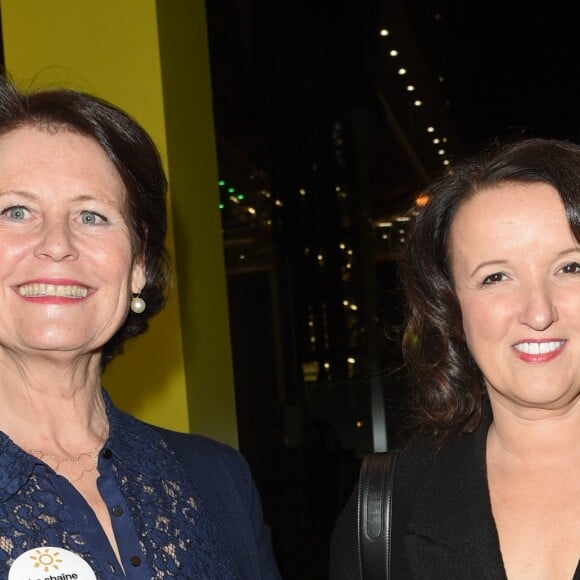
[28,422,109,483]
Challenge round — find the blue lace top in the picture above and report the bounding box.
[0,391,237,578]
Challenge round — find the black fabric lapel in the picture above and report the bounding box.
[403,416,508,579]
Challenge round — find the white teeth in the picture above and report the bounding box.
[513,341,564,355]
[17,283,88,298]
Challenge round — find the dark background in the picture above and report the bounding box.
[206,2,579,577]
[208,0,580,165]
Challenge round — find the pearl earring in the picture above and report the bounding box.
[130,293,146,314]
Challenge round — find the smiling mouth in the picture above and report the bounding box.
[17,283,89,299]
[513,341,565,355]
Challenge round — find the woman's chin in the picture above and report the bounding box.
[4,333,105,359]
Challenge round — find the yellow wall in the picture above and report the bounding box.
[0,0,238,447]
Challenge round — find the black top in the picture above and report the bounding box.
[330,409,580,580]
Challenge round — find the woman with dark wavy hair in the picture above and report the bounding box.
[330,138,580,579]
[0,74,281,579]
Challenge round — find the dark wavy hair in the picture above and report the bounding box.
[400,138,580,442]
[0,74,169,367]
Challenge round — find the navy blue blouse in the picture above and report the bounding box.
[0,391,279,579]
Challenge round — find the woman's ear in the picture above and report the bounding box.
[131,255,147,293]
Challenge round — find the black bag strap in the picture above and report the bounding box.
[357,450,399,580]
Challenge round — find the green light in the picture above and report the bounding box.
[218,180,225,186]
[218,203,225,210]
[227,187,235,193]
[237,193,245,200]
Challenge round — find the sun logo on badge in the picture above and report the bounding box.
[29,547,63,572]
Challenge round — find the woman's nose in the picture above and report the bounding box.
[518,284,558,330]
[33,222,79,261]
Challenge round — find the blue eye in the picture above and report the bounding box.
[80,211,106,225]
[2,205,28,220]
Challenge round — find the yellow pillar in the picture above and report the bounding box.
[0,0,238,447]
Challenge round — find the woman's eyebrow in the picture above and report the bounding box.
[470,259,509,278]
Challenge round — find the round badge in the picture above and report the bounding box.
[9,546,97,580]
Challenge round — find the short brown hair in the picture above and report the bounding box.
[0,74,170,366]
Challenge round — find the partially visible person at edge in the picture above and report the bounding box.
[0,73,282,579]
[330,137,580,579]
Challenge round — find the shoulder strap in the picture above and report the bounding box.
[357,450,399,580]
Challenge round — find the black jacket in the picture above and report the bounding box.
[329,412,580,579]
